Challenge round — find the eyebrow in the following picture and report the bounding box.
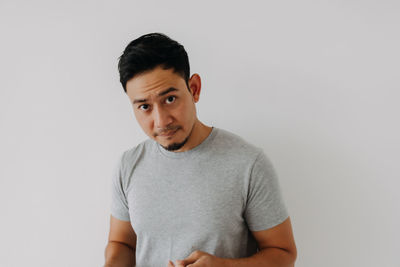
[132,87,179,105]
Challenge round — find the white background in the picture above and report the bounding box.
[1,1,399,266]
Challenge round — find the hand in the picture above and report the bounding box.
[167,250,225,267]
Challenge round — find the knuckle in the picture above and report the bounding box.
[194,250,201,256]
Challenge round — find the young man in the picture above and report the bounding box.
[104,33,297,267]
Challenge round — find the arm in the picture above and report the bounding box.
[104,215,137,267]
[172,217,297,267]
[221,247,295,267]
[222,217,297,267]
[104,241,135,267]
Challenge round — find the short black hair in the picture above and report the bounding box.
[118,32,191,93]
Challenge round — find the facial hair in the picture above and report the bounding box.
[160,122,195,152]
[161,134,190,151]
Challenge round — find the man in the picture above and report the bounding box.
[104,32,297,267]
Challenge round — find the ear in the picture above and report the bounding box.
[188,73,201,103]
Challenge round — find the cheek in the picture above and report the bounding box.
[134,112,150,128]
[176,101,194,120]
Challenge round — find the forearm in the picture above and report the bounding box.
[222,247,296,267]
[104,241,136,267]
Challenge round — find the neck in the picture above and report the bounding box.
[175,120,212,152]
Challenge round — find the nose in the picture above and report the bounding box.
[153,104,173,130]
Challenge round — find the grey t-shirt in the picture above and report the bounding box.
[110,126,289,266]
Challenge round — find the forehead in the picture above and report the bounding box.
[126,66,186,98]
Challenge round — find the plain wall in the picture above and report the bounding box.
[0,0,399,266]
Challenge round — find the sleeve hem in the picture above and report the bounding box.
[248,213,289,232]
[111,212,131,222]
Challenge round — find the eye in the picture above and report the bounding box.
[138,104,149,111]
[165,95,176,104]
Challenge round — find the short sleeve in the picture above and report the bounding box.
[110,152,130,221]
[244,149,289,231]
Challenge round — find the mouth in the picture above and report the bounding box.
[159,129,178,137]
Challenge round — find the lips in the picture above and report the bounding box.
[159,129,177,137]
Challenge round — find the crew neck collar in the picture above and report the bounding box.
[154,126,217,159]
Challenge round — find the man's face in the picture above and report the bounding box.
[126,65,200,151]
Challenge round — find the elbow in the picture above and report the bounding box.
[278,246,297,267]
[287,247,297,266]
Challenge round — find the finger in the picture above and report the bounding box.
[175,261,185,267]
[168,260,175,267]
[177,250,202,266]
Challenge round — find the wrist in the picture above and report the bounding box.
[217,257,231,267]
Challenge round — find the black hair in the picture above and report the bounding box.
[117,32,191,93]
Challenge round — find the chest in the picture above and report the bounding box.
[126,164,247,239]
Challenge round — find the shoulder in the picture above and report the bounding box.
[215,127,262,153]
[119,138,151,171]
[214,127,263,160]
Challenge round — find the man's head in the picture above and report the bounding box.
[118,33,204,152]
[118,32,190,93]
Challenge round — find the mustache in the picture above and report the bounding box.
[157,126,179,135]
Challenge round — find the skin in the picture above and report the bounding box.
[125,65,213,152]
